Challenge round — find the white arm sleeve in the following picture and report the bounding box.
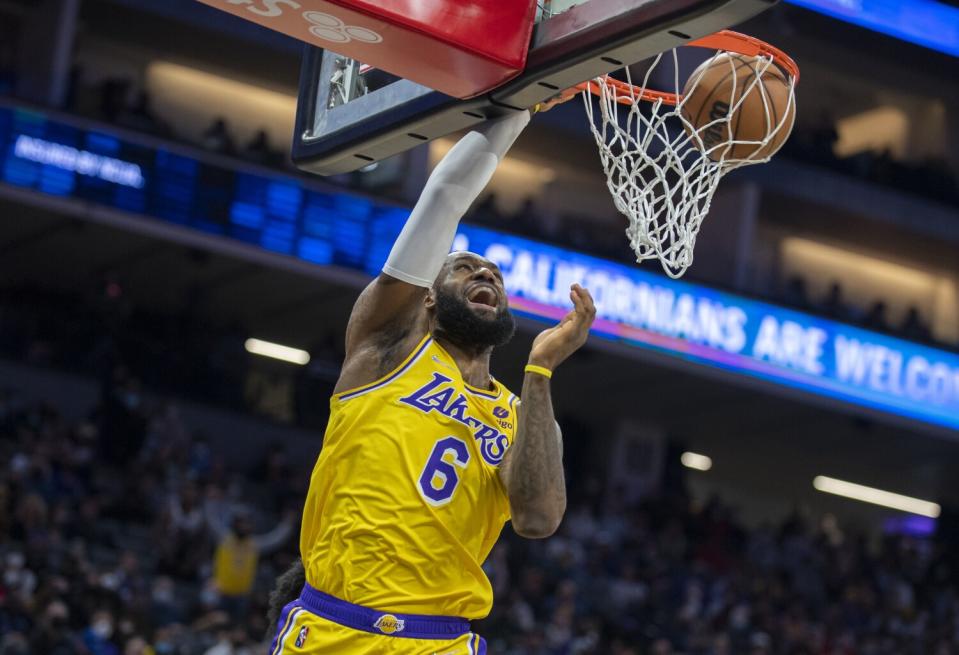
[382,110,531,287]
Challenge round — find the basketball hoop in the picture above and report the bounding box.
[576,30,799,278]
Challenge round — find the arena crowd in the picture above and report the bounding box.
[1,380,957,654]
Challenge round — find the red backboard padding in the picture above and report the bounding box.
[196,0,538,99]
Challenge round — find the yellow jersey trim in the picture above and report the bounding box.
[333,333,432,401]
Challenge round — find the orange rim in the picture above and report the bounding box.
[575,30,800,107]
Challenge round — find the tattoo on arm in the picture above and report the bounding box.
[501,375,565,538]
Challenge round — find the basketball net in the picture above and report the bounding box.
[580,32,798,278]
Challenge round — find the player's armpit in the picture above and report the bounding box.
[333,273,428,394]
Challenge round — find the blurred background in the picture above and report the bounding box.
[1,0,959,654]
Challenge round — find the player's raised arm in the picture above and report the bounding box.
[499,284,596,538]
[334,110,531,392]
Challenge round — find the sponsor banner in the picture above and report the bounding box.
[454,227,959,432]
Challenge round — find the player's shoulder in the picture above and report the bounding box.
[334,324,430,396]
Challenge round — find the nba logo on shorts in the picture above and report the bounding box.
[295,625,309,648]
[374,614,405,634]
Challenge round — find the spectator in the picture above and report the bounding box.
[209,509,294,621]
[821,282,847,321]
[97,78,131,123]
[82,609,120,655]
[202,118,236,155]
[242,129,279,166]
[116,90,170,137]
[150,575,182,627]
[472,193,506,228]
[783,276,811,311]
[809,110,839,161]
[123,635,151,655]
[863,300,889,331]
[158,481,210,580]
[900,306,931,342]
[27,600,74,655]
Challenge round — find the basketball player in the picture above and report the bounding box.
[269,105,594,654]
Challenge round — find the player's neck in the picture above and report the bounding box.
[433,335,494,390]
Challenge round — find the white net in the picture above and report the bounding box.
[582,46,797,278]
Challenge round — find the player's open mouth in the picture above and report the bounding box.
[466,285,498,310]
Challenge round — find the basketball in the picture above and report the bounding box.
[680,52,796,161]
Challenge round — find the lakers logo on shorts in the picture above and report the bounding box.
[295,625,309,648]
[373,614,406,635]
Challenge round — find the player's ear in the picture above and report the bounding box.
[424,287,437,310]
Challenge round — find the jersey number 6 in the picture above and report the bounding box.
[418,436,470,506]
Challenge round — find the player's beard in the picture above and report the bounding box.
[434,286,516,350]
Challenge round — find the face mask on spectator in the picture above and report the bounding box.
[100,572,120,591]
[4,553,25,583]
[731,605,750,630]
[153,586,175,604]
[9,453,29,474]
[92,619,114,639]
[201,585,219,607]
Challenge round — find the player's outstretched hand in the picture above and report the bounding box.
[527,284,596,371]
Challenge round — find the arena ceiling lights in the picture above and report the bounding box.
[681,451,713,471]
[813,475,941,518]
[245,338,311,366]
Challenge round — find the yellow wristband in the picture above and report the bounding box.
[524,364,553,379]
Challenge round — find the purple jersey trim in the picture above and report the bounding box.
[298,584,471,640]
[269,603,303,655]
[462,383,501,400]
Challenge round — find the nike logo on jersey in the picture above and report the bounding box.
[400,373,510,465]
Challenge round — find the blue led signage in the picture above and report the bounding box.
[786,0,959,57]
[454,227,959,432]
[2,104,958,432]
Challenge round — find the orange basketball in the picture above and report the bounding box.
[680,52,796,162]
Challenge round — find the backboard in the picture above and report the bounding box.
[291,0,781,176]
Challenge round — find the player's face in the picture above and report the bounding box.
[431,253,515,349]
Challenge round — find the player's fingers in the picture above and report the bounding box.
[566,301,587,330]
[577,285,597,317]
[571,284,595,317]
[570,285,595,333]
[570,286,591,320]
[569,285,585,313]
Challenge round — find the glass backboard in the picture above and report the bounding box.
[291,0,781,176]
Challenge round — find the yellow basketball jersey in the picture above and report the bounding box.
[300,334,517,619]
